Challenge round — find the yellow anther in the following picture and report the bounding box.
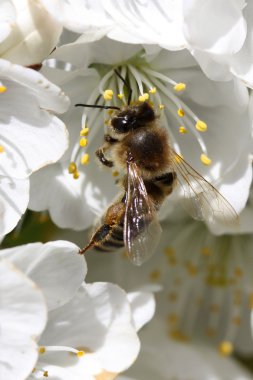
[149,87,157,94]
[164,247,175,257]
[80,153,89,165]
[80,128,89,136]
[186,263,198,276]
[80,137,88,147]
[167,314,178,325]
[169,329,189,342]
[68,162,77,174]
[0,85,7,93]
[103,89,114,101]
[112,170,119,177]
[196,120,207,132]
[117,93,124,100]
[159,104,165,110]
[73,170,80,179]
[138,93,149,102]
[149,269,161,282]
[32,368,36,373]
[39,346,46,354]
[177,108,185,117]
[218,341,233,356]
[77,350,85,357]
[168,292,178,302]
[174,83,186,92]
[200,154,212,166]
[234,267,243,277]
[232,316,241,325]
[201,247,212,256]
[179,126,187,134]
[43,371,49,377]
[205,327,216,337]
[0,145,5,153]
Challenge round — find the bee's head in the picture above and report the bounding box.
[111,102,156,134]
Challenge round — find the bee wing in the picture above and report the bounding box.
[171,151,239,226]
[124,160,162,266]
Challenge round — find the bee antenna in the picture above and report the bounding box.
[75,104,120,110]
[114,69,132,106]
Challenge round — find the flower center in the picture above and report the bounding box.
[30,345,85,378]
[69,61,211,179]
[148,227,250,356]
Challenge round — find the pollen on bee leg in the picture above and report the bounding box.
[0,145,5,153]
[173,83,186,92]
[200,154,212,166]
[179,126,187,134]
[103,89,114,101]
[80,154,89,165]
[196,120,208,132]
[68,162,77,174]
[149,87,157,94]
[218,341,233,356]
[177,108,185,117]
[80,137,88,147]
[112,170,119,177]
[138,93,149,102]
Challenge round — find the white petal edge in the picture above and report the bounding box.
[0,241,86,310]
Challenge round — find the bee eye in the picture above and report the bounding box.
[111,116,131,133]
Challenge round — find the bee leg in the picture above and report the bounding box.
[79,224,112,254]
[96,148,114,168]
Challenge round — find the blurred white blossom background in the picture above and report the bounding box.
[1,1,253,379]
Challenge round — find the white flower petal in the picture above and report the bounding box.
[127,291,156,332]
[104,0,186,50]
[38,0,112,33]
[0,176,29,236]
[0,260,47,380]
[0,59,70,179]
[190,49,234,81]
[230,1,253,88]
[0,0,62,65]
[40,283,140,373]
[182,0,246,55]
[28,162,114,230]
[52,36,142,68]
[1,329,38,380]
[0,0,16,43]
[0,58,70,113]
[121,319,253,380]
[0,241,86,310]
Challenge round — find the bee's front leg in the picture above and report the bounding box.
[96,148,114,168]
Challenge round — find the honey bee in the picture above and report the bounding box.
[76,72,238,266]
